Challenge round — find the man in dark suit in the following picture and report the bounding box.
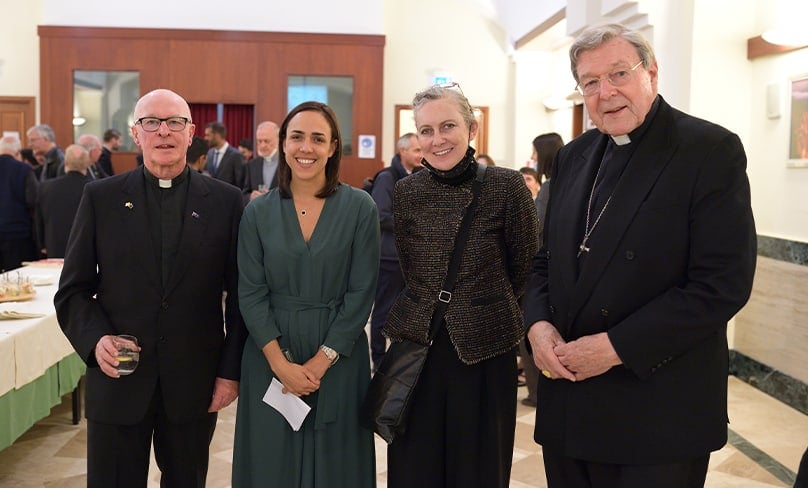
[241,120,279,205]
[523,24,756,487]
[0,135,38,270]
[55,89,246,488]
[26,124,64,181]
[205,121,245,187]
[368,132,421,371]
[97,128,122,176]
[77,134,108,180]
[36,144,91,258]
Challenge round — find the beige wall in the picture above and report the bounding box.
[382,0,515,165]
[0,2,42,113]
[734,257,808,383]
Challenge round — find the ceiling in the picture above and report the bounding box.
[470,0,568,51]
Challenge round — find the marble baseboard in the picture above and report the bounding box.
[730,349,808,415]
[757,235,808,266]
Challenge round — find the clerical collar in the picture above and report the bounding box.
[608,95,661,147]
[143,165,190,189]
[611,135,631,145]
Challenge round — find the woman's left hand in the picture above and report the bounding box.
[303,350,333,381]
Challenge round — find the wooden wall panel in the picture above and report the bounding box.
[169,40,259,103]
[37,26,384,186]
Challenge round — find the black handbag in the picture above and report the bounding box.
[361,163,486,444]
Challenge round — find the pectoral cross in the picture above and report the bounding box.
[577,238,590,258]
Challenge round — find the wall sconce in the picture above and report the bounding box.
[72,116,87,127]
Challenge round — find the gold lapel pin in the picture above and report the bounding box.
[125,202,134,209]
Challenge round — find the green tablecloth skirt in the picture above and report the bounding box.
[0,353,85,451]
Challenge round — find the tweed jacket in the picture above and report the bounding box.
[384,164,538,364]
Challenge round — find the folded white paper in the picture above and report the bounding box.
[262,377,311,431]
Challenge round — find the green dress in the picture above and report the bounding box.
[233,184,379,487]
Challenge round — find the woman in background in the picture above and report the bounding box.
[233,101,379,487]
[519,131,564,408]
[476,153,496,166]
[531,132,563,239]
[384,83,538,487]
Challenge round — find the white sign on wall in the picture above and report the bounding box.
[358,135,376,159]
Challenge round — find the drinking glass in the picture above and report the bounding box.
[114,334,139,376]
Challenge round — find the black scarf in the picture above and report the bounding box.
[421,146,478,187]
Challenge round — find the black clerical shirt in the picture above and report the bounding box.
[143,166,190,288]
[576,96,661,274]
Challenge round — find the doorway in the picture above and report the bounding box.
[0,97,36,143]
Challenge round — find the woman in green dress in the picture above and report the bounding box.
[233,101,380,487]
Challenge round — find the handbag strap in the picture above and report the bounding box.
[427,163,487,341]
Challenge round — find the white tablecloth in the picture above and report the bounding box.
[0,264,75,397]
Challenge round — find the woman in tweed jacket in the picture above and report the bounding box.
[383,84,539,487]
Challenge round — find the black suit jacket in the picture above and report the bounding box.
[241,153,278,205]
[55,168,246,424]
[36,172,88,258]
[97,147,114,176]
[523,96,756,464]
[206,145,244,188]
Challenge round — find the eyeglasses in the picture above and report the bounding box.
[434,81,464,96]
[575,61,644,96]
[135,116,191,132]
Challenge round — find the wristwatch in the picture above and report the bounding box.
[320,345,339,365]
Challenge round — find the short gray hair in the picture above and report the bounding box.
[64,144,90,171]
[412,84,476,131]
[27,124,56,142]
[396,132,416,152]
[569,23,656,83]
[77,134,102,152]
[0,135,21,154]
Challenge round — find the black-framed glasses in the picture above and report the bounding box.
[575,61,643,96]
[135,116,191,132]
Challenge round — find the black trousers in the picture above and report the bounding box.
[86,383,217,488]
[369,259,405,371]
[543,450,710,488]
[387,326,518,488]
[795,446,808,488]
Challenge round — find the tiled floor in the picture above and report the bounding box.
[0,376,805,487]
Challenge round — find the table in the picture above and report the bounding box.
[0,263,85,451]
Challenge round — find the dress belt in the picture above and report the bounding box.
[268,292,343,429]
[269,293,341,313]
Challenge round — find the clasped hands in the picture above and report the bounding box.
[264,341,331,397]
[526,320,622,382]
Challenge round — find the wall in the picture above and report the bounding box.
[0,1,42,103]
[744,46,808,242]
[41,0,383,34]
[511,48,576,165]
[37,27,384,186]
[382,0,515,165]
